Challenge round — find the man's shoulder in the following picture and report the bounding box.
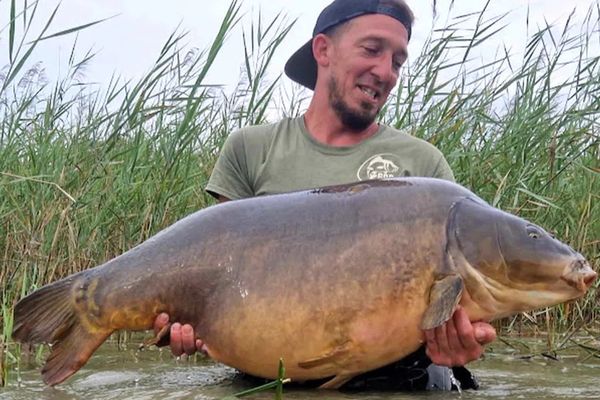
[233,117,300,142]
[222,117,303,170]
[378,125,444,154]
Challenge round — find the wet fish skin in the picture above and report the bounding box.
[11,178,596,387]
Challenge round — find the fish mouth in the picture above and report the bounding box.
[561,259,597,293]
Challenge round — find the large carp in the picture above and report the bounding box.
[12,178,596,388]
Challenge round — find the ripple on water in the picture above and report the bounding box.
[70,370,146,389]
[3,343,600,400]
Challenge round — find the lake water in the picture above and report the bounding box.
[2,339,599,400]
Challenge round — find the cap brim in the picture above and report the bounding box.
[284,39,317,90]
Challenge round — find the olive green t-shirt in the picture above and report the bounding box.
[206,117,454,200]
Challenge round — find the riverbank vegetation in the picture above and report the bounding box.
[1,0,598,388]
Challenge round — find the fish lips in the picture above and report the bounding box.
[561,259,597,293]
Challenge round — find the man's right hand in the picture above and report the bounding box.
[153,313,207,356]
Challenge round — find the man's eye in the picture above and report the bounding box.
[363,46,378,54]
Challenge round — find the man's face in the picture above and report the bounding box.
[326,14,409,131]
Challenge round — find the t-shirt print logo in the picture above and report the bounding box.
[357,154,401,180]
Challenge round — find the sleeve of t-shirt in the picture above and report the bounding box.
[431,153,455,183]
[205,130,254,200]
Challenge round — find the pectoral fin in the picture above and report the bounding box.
[298,341,352,369]
[421,275,464,330]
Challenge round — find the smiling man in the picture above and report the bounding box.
[155,0,497,391]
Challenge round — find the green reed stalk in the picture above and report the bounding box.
[386,1,600,333]
[0,0,598,387]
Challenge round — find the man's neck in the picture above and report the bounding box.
[303,105,379,147]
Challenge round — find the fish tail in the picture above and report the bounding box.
[12,278,111,386]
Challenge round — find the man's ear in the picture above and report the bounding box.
[312,33,331,67]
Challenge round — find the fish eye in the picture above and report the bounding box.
[526,226,541,239]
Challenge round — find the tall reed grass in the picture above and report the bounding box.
[1,0,598,385]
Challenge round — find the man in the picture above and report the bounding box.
[155,0,496,391]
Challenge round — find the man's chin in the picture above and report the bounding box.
[359,103,381,120]
[341,114,376,131]
[332,99,379,131]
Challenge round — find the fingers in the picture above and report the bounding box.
[453,306,478,351]
[170,323,185,356]
[154,312,169,334]
[473,321,497,345]
[181,324,197,356]
[426,320,453,366]
[446,312,464,357]
[154,314,209,358]
[425,306,496,367]
[434,323,451,364]
[170,323,203,357]
[424,329,436,358]
[196,339,209,356]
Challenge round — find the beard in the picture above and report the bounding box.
[328,76,380,132]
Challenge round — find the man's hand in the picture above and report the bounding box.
[424,306,496,367]
[153,313,207,357]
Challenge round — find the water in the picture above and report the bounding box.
[2,341,599,400]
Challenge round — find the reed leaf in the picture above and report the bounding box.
[0,1,598,387]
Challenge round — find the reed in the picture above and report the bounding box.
[384,0,600,333]
[0,0,598,386]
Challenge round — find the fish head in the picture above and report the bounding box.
[496,219,596,297]
[448,197,596,316]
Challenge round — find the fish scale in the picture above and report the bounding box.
[12,177,596,388]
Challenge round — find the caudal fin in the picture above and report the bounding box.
[12,278,111,385]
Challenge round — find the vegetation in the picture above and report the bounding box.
[0,0,598,390]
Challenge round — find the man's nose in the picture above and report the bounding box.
[370,53,398,85]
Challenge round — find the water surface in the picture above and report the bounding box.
[2,340,599,400]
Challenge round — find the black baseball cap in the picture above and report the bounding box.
[284,0,413,90]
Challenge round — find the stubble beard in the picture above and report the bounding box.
[328,76,379,132]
